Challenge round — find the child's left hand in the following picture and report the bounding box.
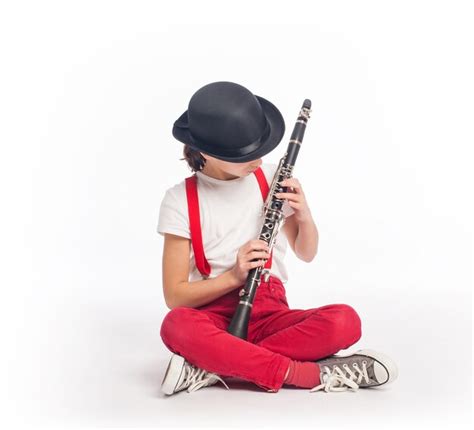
[275,177,312,224]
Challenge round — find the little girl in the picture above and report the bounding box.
[157,81,398,395]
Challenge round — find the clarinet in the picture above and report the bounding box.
[227,99,312,339]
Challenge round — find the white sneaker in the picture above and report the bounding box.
[310,349,398,393]
[161,353,230,395]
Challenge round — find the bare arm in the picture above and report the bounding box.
[162,233,242,309]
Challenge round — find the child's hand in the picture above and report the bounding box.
[229,239,271,286]
[275,177,312,223]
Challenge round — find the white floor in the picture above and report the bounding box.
[5,286,470,429]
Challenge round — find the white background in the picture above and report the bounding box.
[0,0,472,428]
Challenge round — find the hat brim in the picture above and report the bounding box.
[172,95,285,163]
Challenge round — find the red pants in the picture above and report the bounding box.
[160,275,362,392]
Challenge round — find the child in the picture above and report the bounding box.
[157,81,398,395]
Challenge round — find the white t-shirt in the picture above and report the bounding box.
[157,162,295,284]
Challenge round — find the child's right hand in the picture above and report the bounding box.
[229,239,271,287]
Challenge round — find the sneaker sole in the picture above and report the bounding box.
[161,353,185,395]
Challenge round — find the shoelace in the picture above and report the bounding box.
[310,361,370,393]
[177,362,230,393]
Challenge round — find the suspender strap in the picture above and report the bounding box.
[252,167,273,270]
[185,175,211,278]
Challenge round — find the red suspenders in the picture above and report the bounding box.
[184,167,273,279]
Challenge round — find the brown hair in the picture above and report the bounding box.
[180,144,207,172]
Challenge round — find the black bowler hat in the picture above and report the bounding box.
[172,81,285,163]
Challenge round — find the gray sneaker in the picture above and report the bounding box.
[161,353,230,395]
[310,349,398,393]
